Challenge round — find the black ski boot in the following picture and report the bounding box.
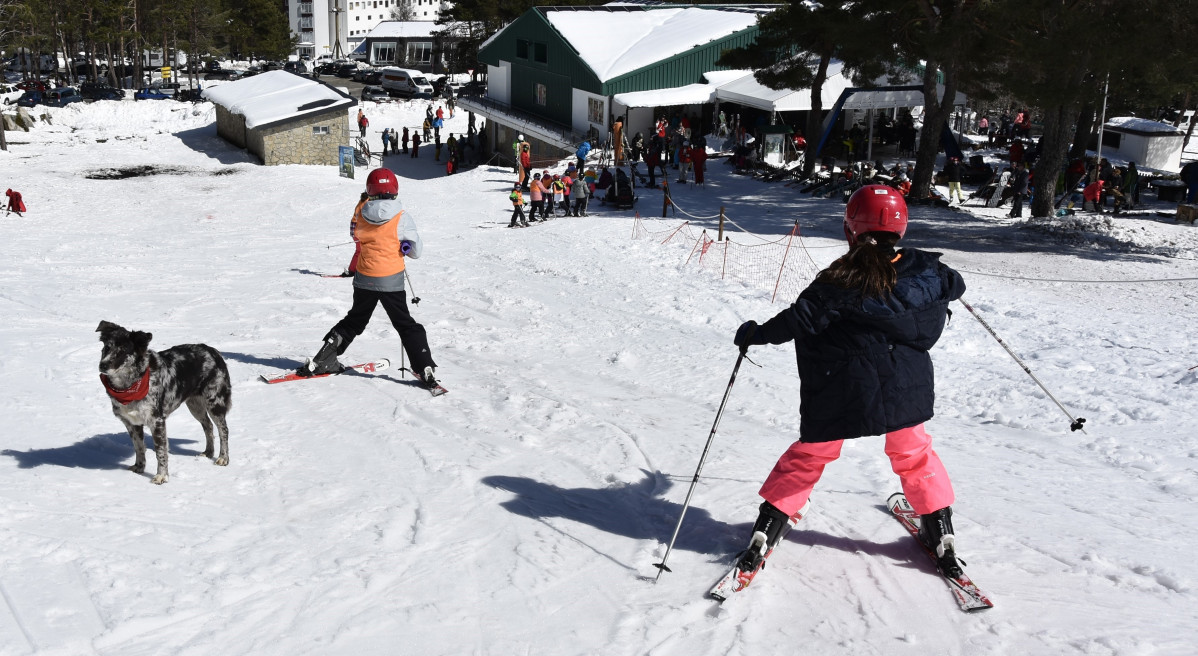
[918,506,964,578]
[299,331,345,376]
[420,366,439,390]
[735,501,800,574]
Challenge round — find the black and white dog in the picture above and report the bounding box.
[97,320,232,484]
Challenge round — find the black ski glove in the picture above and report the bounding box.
[734,320,761,353]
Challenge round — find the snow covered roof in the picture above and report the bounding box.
[1105,116,1185,136]
[361,21,440,40]
[202,71,355,130]
[714,66,852,112]
[613,83,716,109]
[713,61,966,112]
[544,7,766,82]
[702,69,753,86]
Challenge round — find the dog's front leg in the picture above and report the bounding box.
[126,423,147,474]
[149,420,169,485]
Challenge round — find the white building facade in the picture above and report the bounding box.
[285,0,452,60]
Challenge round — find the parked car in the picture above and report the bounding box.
[205,69,243,81]
[459,80,486,96]
[134,83,179,100]
[79,82,123,101]
[44,87,84,107]
[15,90,44,107]
[336,63,359,78]
[379,67,434,98]
[283,60,309,76]
[17,87,84,108]
[315,61,340,76]
[360,86,389,103]
[352,66,375,83]
[16,79,47,93]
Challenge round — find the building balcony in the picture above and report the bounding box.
[299,3,313,15]
[455,95,592,153]
[299,17,314,29]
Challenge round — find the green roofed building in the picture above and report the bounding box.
[461,4,774,163]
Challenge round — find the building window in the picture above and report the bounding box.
[516,39,529,59]
[535,83,547,107]
[587,97,604,124]
[534,42,547,64]
[313,126,330,135]
[372,41,396,65]
[407,41,432,64]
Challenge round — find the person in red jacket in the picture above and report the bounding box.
[689,142,708,184]
[1008,139,1024,166]
[5,189,26,216]
[1082,179,1105,213]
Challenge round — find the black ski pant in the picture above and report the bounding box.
[332,287,435,373]
[529,200,544,221]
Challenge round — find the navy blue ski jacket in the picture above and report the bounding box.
[751,248,965,443]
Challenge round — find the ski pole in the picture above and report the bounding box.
[326,240,354,249]
[654,350,746,582]
[958,298,1087,433]
[404,269,420,305]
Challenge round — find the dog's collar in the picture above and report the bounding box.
[100,367,151,405]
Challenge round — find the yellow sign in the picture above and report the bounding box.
[161,66,171,81]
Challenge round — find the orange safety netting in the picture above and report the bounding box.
[632,214,822,303]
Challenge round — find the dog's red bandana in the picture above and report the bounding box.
[100,367,151,405]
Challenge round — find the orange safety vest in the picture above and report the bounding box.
[352,204,406,277]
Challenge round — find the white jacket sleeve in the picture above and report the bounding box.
[398,213,423,259]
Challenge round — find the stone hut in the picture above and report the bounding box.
[203,71,357,166]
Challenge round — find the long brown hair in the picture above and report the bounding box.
[814,232,901,298]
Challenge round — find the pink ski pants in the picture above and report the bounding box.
[758,423,954,517]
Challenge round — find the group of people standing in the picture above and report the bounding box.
[625,129,709,188]
[509,162,595,227]
[363,105,486,176]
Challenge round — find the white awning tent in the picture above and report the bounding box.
[612,62,965,114]
[714,62,966,113]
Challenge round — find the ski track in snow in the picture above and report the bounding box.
[0,97,1196,655]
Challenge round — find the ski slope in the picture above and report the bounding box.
[0,98,1195,656]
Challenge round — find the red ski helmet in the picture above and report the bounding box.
[366,168,399,197]
[844,184,908,246]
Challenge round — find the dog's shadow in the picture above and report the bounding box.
[2,433,201,471]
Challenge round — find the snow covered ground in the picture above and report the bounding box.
[1,98,1196,656]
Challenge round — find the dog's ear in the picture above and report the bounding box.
[131,330,153,354]
[97,320,121,336]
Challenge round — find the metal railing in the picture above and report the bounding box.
[455,95,590,152]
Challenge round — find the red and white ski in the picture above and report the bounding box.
[887,492,994,612]
[399,367,449,397]
[260,359,390,384]
[708,532,772,601]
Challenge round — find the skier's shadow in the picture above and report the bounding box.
[482,469,744,558]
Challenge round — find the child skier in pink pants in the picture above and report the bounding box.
[732,184,967,588]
